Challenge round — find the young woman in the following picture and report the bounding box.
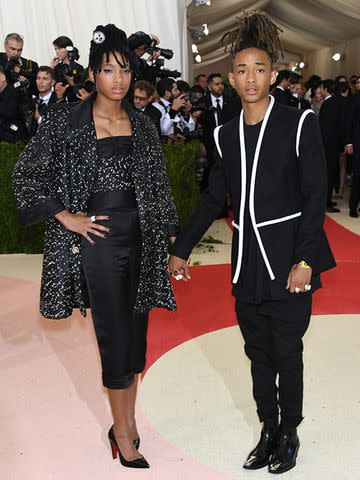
[13,24,178,469]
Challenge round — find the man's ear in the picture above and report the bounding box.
[228,72,235,88]
[270,70,277,86]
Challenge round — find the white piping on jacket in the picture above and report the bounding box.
[232,96,276,283]
[213,125,223,158]
[256,211,302,228]
[296,109,313,157]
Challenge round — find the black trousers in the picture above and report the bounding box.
[349,148,360,212]
[235,294,312,428]
[325,148,340,205]
[81,191,149,389]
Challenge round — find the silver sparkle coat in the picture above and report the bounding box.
[13,95,178,319]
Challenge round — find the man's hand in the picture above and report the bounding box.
[55,82,69,100]
[171,94,188,111]
[286,264,312,293]
[168,255,191,282]
[34,104,41,122]
[76,87,91,101]
[345,144,353,155]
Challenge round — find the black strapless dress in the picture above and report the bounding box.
[81,136,148,389]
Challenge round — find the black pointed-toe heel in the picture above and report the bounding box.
[268,427,299,474]
[108,426,149,469]
[133,437,140,450]
[243,419,279,470]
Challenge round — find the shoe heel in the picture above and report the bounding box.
[110,439,118,459]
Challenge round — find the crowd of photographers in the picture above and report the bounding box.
[1,30,360,216]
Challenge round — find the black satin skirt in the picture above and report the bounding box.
[81,190,148,389]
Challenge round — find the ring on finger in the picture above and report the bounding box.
[174,274,183,281]
[90,215,96,223]
[294,286,301,294]
[304,284,311,291]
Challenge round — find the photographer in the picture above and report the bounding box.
[153,78,195,142]
[128,31,181,84]
[0,33,38,96]
[51,36,85,100]
[0,66,27,142]
[132,80,161,137]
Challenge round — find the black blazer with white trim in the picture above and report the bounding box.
[171,97,335,289]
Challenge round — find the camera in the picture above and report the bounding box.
[4,56,29,85]
[128,31,181,81]
[146,38,174,61]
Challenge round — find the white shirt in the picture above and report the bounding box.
[210,93,224,127]
[153,97,195,136]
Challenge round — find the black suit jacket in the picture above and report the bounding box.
[319,96,347,154]
[0,52,39,95]
[272,87,291,106]
[0,84,27,142]
[172,100,335,289]
[144,103,162,137]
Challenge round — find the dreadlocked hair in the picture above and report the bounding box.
[88,24,135,74]
[219,10,283,64]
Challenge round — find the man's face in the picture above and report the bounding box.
[197,75,207,90]
[282,77,290,89]
[133,88,151,109]
[171,82,180,99]
[36,71,55,94]
[228,48,276,105]
[5,39,23,58]
[208,76,224,97]
[355,78,360,92]
[0,72,7,91]
[134,44,147,58]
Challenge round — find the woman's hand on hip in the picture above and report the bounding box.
[54,210,110,245]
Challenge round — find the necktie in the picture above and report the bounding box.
[215,98,223,126]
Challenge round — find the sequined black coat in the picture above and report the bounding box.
[13,95,178,319]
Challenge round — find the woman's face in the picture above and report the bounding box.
[95,52,132,101]
[54,46,68,61]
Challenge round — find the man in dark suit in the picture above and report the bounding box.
[345,90,360,217]
[0,66,27,142]
[169,10,335,475]
[132,80,161,137]
[272,70,291,105]
[0,33,38,96]
[319,79,347,212]
[29,66,59,135]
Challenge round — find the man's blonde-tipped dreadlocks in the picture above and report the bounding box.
[219,10,283,63]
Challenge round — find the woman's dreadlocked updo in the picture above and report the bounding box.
[88,24,135,74]
[219,10,283,64]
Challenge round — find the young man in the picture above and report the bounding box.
[169,11,335,475]
[132,79,161,137]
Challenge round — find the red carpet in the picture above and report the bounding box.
[145,214,360,374]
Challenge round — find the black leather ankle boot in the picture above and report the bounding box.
[268,426,299,474]
[243,418,279,470]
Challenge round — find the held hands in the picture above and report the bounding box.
[286,263,312,294]
[168,255,191,282]
[54,210,110,245]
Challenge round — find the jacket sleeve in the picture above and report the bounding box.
[171,137,227,260]
[294,112,327,266]
[146,116,179,236]
[12,108,64,227]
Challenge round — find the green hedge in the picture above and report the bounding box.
[0,140,200,254]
